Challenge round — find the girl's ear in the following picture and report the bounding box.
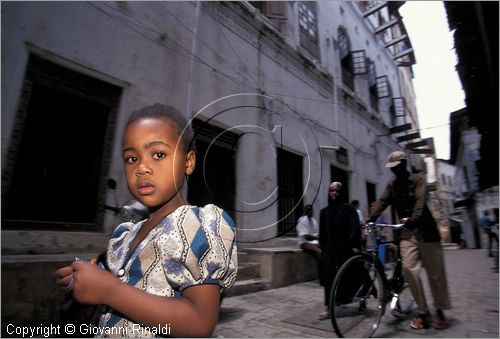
[185,150,196,175]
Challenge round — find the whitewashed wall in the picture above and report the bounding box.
[2,1,411,244]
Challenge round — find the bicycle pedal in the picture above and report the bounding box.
[358,301,367,314]
[392,308,406,320]
[390,294,398,310]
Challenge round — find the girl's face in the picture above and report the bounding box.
[122,118,195,212]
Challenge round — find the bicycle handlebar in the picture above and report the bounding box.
[364,222,405,234]
[369,223,404,228]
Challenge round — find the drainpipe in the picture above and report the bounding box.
[185,1,201,117]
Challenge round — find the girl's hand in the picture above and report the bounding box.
[55,265,74,291]
[70,260,120,305]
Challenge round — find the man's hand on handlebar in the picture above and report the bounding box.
[400,217,411,225]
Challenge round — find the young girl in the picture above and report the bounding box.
[56,104,238,337]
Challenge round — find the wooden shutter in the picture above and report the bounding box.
[352,50,367,75]
[376,75,390,98]
[265,1,287,19]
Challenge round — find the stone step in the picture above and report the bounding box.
[236,261,260,281]
[239,237,299,249]
[222,278,270,298]
[237,251,252,263]
[441,242,460,249]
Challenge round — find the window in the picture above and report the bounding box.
[389,97,407,128]
[299,1,319,58]
[392,97,406,117]
[2,54,121,230]
[441,174,447,186]
[376,75,391,98]
[336,147,349,166]
[249,1,287,20]
[367,60,378,111]
[338,27,354,90]
[278,148,303,236]
[355,1,369,12]
[352,50,368,75]
[389,102,397,127]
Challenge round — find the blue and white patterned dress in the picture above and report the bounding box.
[97,204,238,337]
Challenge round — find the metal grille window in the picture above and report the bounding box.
[391,100,410,135]
[299,1,319,58]
[338,28,354,90]
[376,75,391,98]
[277,148,303,236]
[392,97,406,117]
[352,50,368,75]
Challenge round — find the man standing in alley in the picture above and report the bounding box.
[351,199,364,223]
[480,210,498,258]
[367,151,451,330]
[317,181,361,320]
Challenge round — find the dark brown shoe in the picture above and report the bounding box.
[433,309,449,330]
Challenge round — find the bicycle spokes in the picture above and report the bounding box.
[330,255,386,337]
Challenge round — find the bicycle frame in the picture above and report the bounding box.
[364,222,405,306]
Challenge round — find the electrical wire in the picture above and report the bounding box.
[86,2,258,91]
[85,2,446,146]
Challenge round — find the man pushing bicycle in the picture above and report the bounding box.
[366,151,451,330]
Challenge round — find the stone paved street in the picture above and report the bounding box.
[214,247,499,338]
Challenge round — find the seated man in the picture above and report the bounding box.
[296,204,321,277]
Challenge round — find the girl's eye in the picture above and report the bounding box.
[153,152,166,160]
[124,156,137,164]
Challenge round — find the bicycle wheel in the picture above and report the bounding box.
[329,254,386,338]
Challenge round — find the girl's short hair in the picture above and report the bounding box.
[126,103,195,152]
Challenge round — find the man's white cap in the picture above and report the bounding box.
[386,151,407,168]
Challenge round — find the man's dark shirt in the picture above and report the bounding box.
[369,172,440,242]
[319,199,361,286]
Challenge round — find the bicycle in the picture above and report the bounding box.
[329,222,415,337]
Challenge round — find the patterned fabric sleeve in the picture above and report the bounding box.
[107,221,138,276]
[162,204,238,292]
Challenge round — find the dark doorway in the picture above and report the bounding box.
[277,148,303,235]
[2,55,121,230]
[366,182,377,212]
[187,120,237,217]
[330,165,349,204]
